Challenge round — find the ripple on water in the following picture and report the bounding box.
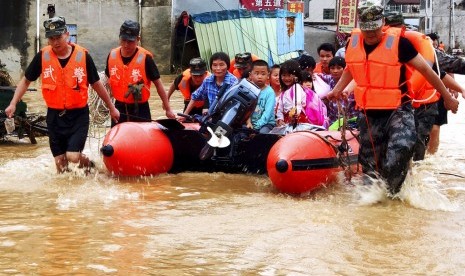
[86,264,117,273]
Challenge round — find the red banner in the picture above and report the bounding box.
[337,0,358,34]
[240,0,284,11]
[287,0,304,13]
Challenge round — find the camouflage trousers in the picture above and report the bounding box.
[413,102,438,161]
[358,103,417,195]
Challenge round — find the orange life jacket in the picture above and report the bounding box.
[313,62,329,74]
[178,68,210,108]
[403,30,439,107]
[232,69,243,79]
[346,28,406,110]
[108,46,152,103]
[41,43,89,109]
[438,43,445,51]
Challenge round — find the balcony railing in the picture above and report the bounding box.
[385,4,420,15]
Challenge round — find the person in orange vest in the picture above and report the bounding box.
[384,11,464,161]
[167,58,209,115]
[328,1,459,196]
[314,43,336,75]
[438,41,445,52]
[425,33,465,155]
[231,52,254,79]
[5,16,120,173]
[105,20,175,127]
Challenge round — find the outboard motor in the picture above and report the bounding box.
[199,79,260,159]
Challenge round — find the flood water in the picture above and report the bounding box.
[0,75,465,275]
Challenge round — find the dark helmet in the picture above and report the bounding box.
[44,16,67,38]
[234,52,252,68]
[358,1,384,31]
[189,58,207,75]
[384,11,404,27]
[426,32,440,41]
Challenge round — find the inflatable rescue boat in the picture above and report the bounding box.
[101,79,359,194]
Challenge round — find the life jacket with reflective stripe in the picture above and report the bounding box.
[403,30,440,107]
[178,69,210,108]
[41,43,89,109]
[346,28,406,110]
[108,46,152,103]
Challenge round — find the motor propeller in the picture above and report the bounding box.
[206,126,230,148]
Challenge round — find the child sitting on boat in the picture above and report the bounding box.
[269,64,281,116]
[246,60,276,133]
[275,60,327,128]
[320,57,359,129]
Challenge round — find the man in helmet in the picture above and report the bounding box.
[167,57,210,115]
[105,20,175,127]
[231,52,254,79]
[328,0,459,196]
[5,16,120,173]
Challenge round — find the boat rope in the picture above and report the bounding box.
[336,100,356,182]
[438,172,465,179]
[87,72,112,150]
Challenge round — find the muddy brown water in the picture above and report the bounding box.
[0,75,464,275]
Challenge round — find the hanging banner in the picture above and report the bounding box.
[287,0,304,13]
[337,0,358,34]
[240,0,284,11]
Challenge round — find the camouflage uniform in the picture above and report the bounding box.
[412,52,465,161]
[413,102,438,161]
[435,49,465,74]
[412,49,465,160]
[358,103,417,195]
[383,12,464,162]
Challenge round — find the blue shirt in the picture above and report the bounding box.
[251,85,276,130]
[191,72,238,105]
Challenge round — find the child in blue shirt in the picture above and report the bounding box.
[247,60,276,133]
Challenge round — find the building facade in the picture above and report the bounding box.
[0,0,173,82]
[431,0,465,52]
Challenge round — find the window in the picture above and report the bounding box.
[323,9,335,20]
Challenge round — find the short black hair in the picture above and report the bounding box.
[317,43,336,56]
[329,57,346,68]
[251,59,269,71]
[209,52,230,70]
[271,64,280,70]
[296,54,316,70]
[301,70,313,83]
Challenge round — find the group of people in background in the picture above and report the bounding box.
[4,0,465,198]
[172,46,358,133]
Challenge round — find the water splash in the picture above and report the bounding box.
[351,160,459,211]
[352,174,389,205]
[55,181,140,210]
[398,163,459,212]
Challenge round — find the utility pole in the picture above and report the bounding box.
[449,0,454,50]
